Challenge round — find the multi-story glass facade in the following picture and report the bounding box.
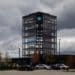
[22,12,57,57]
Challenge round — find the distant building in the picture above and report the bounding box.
[22,12,57,57]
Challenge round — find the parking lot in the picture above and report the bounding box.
[0,70,75,75]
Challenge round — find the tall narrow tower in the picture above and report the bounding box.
[22,12,57,57]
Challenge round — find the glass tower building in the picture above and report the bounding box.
[22,12,57,57]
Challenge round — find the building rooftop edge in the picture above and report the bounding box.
[22,11,57,18]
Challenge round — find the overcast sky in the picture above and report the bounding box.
[0,0,75,57]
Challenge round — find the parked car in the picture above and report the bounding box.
[43,64,51,70]
[59,64,69,70]
[51,64,60,70]
[51,64,69,70]
[35,64,51,70]
[35,64,44,69]
[19,64,33,71]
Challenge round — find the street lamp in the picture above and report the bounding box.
[19,48,20,58]
[59,39,61,63]
[59,39,61,56]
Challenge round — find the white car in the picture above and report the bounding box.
[59,64,69,70]
[43,64,51,70]
[35,64,51,70]
[52,64,69,70]
[35,64,45,69]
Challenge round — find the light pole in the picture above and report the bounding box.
[19,48,20,58]
[59,39,61,62]
[59,39,61,56]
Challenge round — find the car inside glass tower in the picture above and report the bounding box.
[22,12,57,57]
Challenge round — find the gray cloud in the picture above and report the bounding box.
[57,0,75,29]
[40,0,75,30]
[40,0,63,9]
